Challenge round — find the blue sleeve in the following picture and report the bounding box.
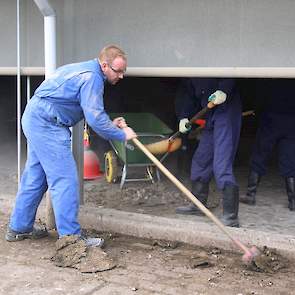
[80,73,126,141]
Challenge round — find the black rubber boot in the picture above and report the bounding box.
[176,181,209,215]
[220,184,239,227]
[286,177,295,211]
[240,171,261,205]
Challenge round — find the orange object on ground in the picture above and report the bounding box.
[83,123,102,180]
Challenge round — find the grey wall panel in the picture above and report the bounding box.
[1,0,295,68]
[1,0,48,67]
[21,0,44,67]
[0,1,17,67]
[0,0,63,68]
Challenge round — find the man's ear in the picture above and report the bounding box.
[100,61,108,73]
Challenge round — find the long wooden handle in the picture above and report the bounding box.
[132,137,251,255]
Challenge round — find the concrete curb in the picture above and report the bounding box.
[2,194,295,260]
[80,205,295,259]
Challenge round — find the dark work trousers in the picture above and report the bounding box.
[191,98,242,190]
[250,112,295,177]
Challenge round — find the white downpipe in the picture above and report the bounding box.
[33,0,56,78]
[44,15,56,77]
[33,0,56,229]
[26,76,31,104]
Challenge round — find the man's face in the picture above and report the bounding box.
[102,57,127,85]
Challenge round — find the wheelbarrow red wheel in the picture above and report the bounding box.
[105,151,118,183]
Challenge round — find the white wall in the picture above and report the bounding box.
[1,0,295,68]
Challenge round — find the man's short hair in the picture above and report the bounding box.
[99,45,127,64]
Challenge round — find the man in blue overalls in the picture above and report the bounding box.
[6,45,137,245]
[176,78,242,227]
[240,79,295,210]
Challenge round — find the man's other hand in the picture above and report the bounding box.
[179,118,191,133]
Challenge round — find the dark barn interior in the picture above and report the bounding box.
[0,76,282,175]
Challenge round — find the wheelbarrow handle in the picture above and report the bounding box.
[131,137,252,256]
[169,101,216,141]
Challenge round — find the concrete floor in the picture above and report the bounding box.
[1,135,294,236]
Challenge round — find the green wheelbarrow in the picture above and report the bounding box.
[104,112,179,188]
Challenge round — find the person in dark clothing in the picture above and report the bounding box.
[175,78,242,227]
[240,79,295,210]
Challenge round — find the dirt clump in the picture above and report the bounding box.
[51,235,116,273]
[249,246,288,273]
[52,235,86,268]
[78,247,116,273]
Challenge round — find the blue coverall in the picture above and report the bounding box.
[9,59,126,236]
[179,78,242,190]
[250,79,295,177]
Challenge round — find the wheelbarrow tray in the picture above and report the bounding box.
[106,113,174,188]
[109,112,173,165]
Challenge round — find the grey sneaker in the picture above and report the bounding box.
[81,236,104,248]
[5,226,48,242]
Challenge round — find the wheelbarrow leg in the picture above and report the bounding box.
[146,166,155,184]
[156,168,161,182]
[120,164,127,189]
